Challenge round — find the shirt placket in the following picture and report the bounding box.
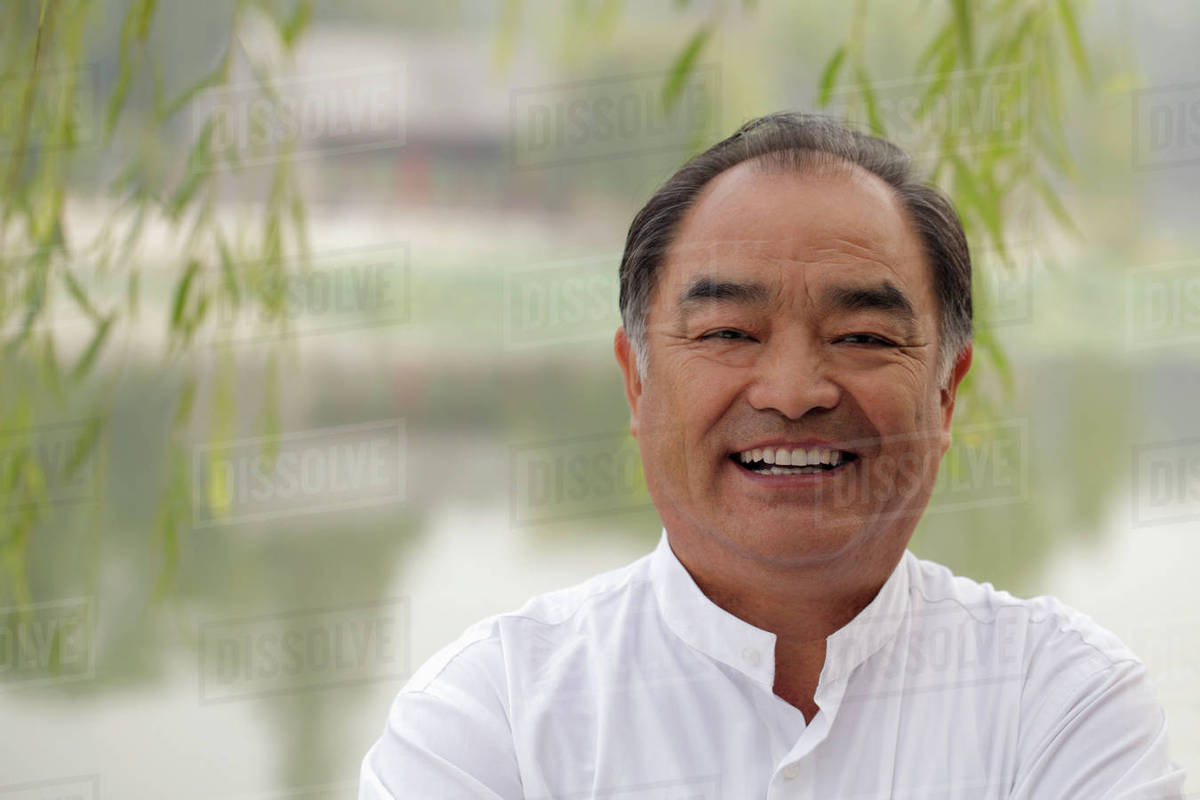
[766,677,849,800]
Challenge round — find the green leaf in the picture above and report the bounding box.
[916,45,956,119]
[281,0,312,48]
[136,0,158,40]
[916,24,954,73]
[952,0,973,66]
[127,270,140,319]
[985,9,1034,67]
[854,63,884,136]
[104,0,157,139]
[493,0,522,71]
[64,418,103,479]
[171,259,200,328]
[663,25,712,111]
[217,235,240,307]
[949,153,1003,251]
[71,315,114,380]
[817,45,847,107]
[1033,173,1079,236]
[1057,0,1092,87]
[104,61,133,140]
[158,49,230,122]
[167,118,215,217]
[61,266,99,322]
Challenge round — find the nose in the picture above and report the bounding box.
[744,330,841,419]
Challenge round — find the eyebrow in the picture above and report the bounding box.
[824,281,916,324]
[674,275,918,331]
[676,277,772,312]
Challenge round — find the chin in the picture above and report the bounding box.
[719,512,863,564]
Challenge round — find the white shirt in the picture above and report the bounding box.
[360,529,1186,799]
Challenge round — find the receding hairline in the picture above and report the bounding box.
[653,150,935,305]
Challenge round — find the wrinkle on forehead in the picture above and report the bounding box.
[655,159,936,326]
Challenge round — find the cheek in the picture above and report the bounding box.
[844,376,921,429]
[662,359,738,419]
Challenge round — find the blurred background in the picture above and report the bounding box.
[1,0,1198,797]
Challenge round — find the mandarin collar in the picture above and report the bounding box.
[649,527,912,694]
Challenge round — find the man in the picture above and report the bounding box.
[360,112,1186,798]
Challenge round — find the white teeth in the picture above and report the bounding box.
[762,466,825,475]
[735,447,853,468]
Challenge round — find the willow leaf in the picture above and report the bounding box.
[64,417,102,479]
[663,26,712,111]
[854,63,884,136]
[171,259,200,329]
[817,45,847,107]
[1033,173,1078,235]
[61,266,99,322]
[916,23,954,73]
[1057,0,1091,87]
[951,0,973,66]
[281,0,312,48]
[71,315,113,380]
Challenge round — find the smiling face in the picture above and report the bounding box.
[615,157,972,571]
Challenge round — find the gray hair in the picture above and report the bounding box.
[617,111,972,387]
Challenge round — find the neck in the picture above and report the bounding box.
[666,525,905,720]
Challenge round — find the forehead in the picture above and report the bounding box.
[660,158,932,303]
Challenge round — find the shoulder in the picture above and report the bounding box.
[903,550,1142,675]
[403,549,656,697]
[901,550,1164,757]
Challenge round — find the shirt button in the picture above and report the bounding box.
[742,646,761,667]
[782,763,801,780]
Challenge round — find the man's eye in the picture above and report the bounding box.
[701,329,753,341]
[837,333,898,346]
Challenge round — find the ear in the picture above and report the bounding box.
[614,327,644,438]
[939,343,973,449]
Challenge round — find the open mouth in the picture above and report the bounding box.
[729,446,859,476]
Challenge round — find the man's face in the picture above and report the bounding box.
[615,159,971,569]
